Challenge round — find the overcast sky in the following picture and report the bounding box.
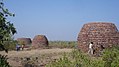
[4,0,119,41]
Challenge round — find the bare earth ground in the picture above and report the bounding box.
[0,48,73,67]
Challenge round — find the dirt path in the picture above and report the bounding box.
[0,48,73,67]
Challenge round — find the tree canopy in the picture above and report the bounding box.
[0,0,17,52]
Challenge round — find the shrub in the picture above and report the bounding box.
[46,49,104,67]
[0,55,11,67]
[4,40,17,50]
[102,46,119,67]
[46,45,119,67]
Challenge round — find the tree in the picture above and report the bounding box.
[0,0,17,52]
[0,0,17,66]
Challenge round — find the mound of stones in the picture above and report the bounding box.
[32,35,49,48]
[77,22,119,55]
[17,38,32,45]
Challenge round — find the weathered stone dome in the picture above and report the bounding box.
[77,22,119,54]
[32,35,49,48]
[17,38,32,45]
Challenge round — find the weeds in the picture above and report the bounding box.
[46,46,119,67]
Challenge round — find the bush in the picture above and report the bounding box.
[4,40,17,50]
[102,46,119,67]
[0,55,11,67]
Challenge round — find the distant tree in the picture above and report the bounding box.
[0,0,17,52]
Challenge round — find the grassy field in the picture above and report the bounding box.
[0,48,73,67]
[1,41,119,67]
[0,41,76,67]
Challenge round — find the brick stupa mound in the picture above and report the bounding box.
[32,35,49,48]
[77,22,119,55]
[17,38,32,45]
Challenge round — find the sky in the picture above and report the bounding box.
[4,0,119,41]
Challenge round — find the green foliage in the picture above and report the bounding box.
[70,49,104,67]
[0,0,17,66]
[4,40,17,50]
[46,49,103,67]
[46,53,73,67]
[0,55,11,67]
[0,0,17,51]
[49,41,76,48]
[46,46,119,67]
[102,46,119,67]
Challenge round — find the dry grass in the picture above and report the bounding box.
[0,48,72,67]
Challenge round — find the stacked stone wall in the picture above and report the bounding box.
[17,38,32,45]
[77,22,119,54]
[32,35,49,48]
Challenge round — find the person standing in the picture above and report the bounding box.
[16,44,20,51]
[21,44,24,50]
[88,42,94,54]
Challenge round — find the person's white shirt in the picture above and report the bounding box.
[89,43,93,48]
